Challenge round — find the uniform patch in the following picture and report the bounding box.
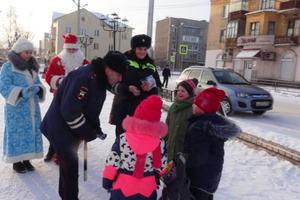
[77,86,88,100]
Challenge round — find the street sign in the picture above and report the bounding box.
[179,44,188,55]
[170,55,175,63]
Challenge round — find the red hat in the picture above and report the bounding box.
[122,95,168,138]
[177,78,198,96]
[63,33,79,49]
[194,87,226,113]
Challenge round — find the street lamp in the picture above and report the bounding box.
[100,13,128,51]
[79,35,94,58]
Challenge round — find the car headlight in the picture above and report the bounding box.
[236,92,249,98]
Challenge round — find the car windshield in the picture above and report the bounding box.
[213,70,249,85]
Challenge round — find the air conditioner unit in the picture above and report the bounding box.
[262,52,276,61]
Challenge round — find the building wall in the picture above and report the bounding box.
[207,0,300,82]
[154,17,208,71]
[51,9,132,61]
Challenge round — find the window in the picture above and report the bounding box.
[94,30,100,37]
[222,5,229,18]
[80,28,87,36]
[200,71,214,84]
[229,0,248,12]
[261,0,275,10]
[226,21,238,38]
[250,22,260,36]
[220,29,226,42]
[188,69,201,80]
[65,27,72,33]
[93,43,99,50]
[267,21,275,35]
[287,19,300,37]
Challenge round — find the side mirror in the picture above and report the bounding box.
[207,80,216,86]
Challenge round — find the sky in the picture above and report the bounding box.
[0,0,210,46]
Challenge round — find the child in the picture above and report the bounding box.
[102,95,168,200]
[184,87,241,200]
[161,78,198,200]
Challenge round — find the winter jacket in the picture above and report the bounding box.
[166,97,193,161]
[40,58,108,150]
[0,51,46,163]
[102,133,167,199]
[162,68,171,78]
[109,50,162,127]
[184,114,241,194]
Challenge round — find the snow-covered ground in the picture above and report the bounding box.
[0,78,299,200]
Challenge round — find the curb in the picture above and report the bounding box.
[162,103,300,166]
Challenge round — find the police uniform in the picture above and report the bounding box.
[41,52,127,200]
[109,34,162,137]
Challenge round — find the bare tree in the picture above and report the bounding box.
[2,6,34,49]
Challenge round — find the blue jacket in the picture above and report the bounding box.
[41,61,108,150]
[184,114,240,194]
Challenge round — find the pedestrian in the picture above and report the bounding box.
[103,95,168,200]
[0,37,46,173]
[162,66,171,88]
[109,34,162,138]
[160,78,198,200]
[43,33,89,163]
[184,87,241,200]
[40,51,128,200]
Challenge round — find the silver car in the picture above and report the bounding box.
[177,66,273,115]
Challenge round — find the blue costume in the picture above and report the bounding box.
[0,54,45,163]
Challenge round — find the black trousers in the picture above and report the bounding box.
[162,77,169,88]
[190,187,213,200]
[58,142,80,200]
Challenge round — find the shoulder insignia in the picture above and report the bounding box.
[77,86,88,100]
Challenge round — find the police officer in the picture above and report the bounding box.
[40,51,128,200]
[109,34,162,137]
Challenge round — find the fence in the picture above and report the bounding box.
[251,79,300,89]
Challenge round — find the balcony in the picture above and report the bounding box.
[279,0,300,14]
[274,36,298,46]
[229,10,248,21]
[225,38,238,48]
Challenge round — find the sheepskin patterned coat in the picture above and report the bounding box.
[0,52,46,163]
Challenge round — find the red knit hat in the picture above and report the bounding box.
[122,95,168,138]
[194,87,226,113]
[177,78,198,96]
[63,33,79,49]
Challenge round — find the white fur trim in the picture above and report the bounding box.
[3,152,43,163]
[50,75,64,90]
[63,43,79,49]
[122,116,168,137]
[7,87,23,106]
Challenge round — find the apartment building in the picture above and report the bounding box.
[206,0,300,82]
[154,17,208,71]
[44,9,132,61]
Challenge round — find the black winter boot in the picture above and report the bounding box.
[23,160,35,171]
[44,145,55,162]
[13,162,26,173]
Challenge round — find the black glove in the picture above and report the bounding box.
[94,128,107,140]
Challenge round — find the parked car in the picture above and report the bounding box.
[176,66,273,115]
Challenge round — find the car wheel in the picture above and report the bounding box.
[221,98,233,116]
[252,111,266,115]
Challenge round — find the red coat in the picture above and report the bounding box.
[45,56,89,95]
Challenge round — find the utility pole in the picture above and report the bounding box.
[147,0,154,57]
[72,0,87,35]
[147,0,154,38]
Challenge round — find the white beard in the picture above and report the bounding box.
[58,49,85,74]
